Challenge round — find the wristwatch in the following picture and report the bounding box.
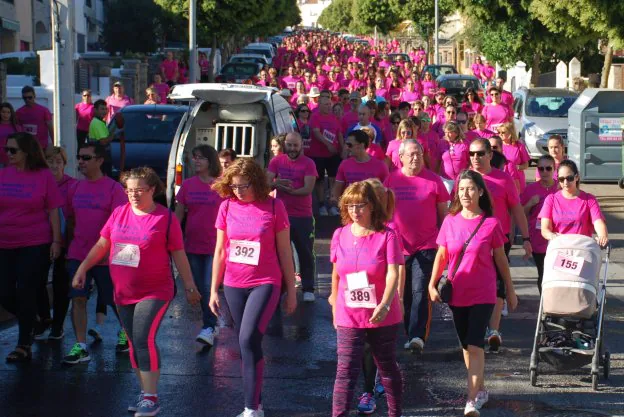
[382,304,391,312]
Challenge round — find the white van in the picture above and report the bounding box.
[166,83,297,206]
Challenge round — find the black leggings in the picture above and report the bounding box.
[0,244,51,345]
[224,284,281,410]
[533,252,546,293]
[362,343,377,394]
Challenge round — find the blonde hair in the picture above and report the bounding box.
[45,146,68,165]
[362,178,395,221]
[443,121,465,143]
[497,122,518,144]
[359,126,375,143]
[397,119,416,138]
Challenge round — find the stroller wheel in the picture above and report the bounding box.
[604,352,611,379]
[530,369,537,386]
[592,373,599,391]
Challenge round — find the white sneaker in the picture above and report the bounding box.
[319,206,329,216]
[407,337,424,353]
[501,300,508,317]
[464,400,480,416]
[486,329,502,352]
[196,327,218,346]
[474,390,489,409]
[236,408,264,417]
[403,341,411,350]
[329,206,340,216]
[303,292,316,302]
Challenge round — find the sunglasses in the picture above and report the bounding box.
[469,150,487,157]
[558,175,576,183]
[76,154,95,161]
[3,146,19,155]
[538,166,553,172]
[446,111,456,115]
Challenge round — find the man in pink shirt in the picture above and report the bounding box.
[16,86,53,150]
[267,132,318,302]
[62,143,128,365]
[105,82,134,123]
[281,65,302,91]
[384,139,449,353]
[469,138,532,352]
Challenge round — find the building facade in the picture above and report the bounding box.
[298,0,332,28]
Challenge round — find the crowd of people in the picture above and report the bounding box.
[0,31,612,417]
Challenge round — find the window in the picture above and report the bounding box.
[3,0,15,4]
[526,95,577,118]
[115,113,184,143]
[86,0,92,6]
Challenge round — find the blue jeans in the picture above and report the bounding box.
[403,249,436,342]
[67,259,115,306]
[187,253,217,329]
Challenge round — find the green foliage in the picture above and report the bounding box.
[102,0,162,53]
[391,0,455,40]
[318,0,354,32]
[354,0,399,35]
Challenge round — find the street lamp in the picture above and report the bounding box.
[434,0,439,65]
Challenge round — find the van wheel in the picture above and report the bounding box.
[618,177,624,189]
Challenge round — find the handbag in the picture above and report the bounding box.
[437,216,486,303]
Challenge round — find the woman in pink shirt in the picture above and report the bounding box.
[521,155,558,292]
[535,135,566,181]
[0,102,22,167]
[75,89,94,146]
[471,114,495,139]
[105,82,134,123]
[429,169,517,416]
[481,87,512,130]
[151,74,170,104]
[439,122,470,180]
[498,123,530,191]
[175,145,223,346]
[388,79,402,109]
[461,88,484,120]
[539,159,608,248]
[421,71,437,98]
[209,159,297,417]
[0,132,63,362]
[399,79,420,104]
[329,181,404,417]
[72,167,200,416]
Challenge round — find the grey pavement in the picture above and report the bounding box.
[1,183,624,417]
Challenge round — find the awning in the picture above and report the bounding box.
[1,18,20,32]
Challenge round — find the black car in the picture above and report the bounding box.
[215,62,262,84]
[436,74,484,103]
[109,104,189,181]
[422,64,458,79]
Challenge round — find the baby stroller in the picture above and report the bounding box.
[529,234,610,390]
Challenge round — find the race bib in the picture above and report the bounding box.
[111,243,140,268]
[345,285,377,309]
[23,124,38,135]
[287,82,295,89]
[428,88,436,95]
[229,240,260,266]
[391,95,400,101]
[322,129,336,144]
[346,271,369,290]
[490,123,503,131]
[553,252,585,276]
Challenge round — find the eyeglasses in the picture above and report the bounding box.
[125,188,150,195]
[558,175,576,183]
[76,154,95,161]
[3,146,19,155]
[230,184,251,191]
[346,203,368,211]
[22,96,34,100]
[538,166,553,172]
[469,150,487,157]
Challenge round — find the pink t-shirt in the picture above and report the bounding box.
[67,177,127,262]
[267,154,318,217]
[281,76,301,91]
[0,123,22,165]
[215,197,290,288]
[175,176,223,254]
[436,214,506,307]
[336,156,389,186]
[384,169,449,254]
[160,59,178,81]
[538,191,604,237]
[472,128,495,139]
[478,168,520,239]
[481,104,511,130]
[0,167,63,249]
[75,102,94,132]
[341,110,359,135]
[16,103,52,149]
[400,90,420,104]
[152,83,170,104]
[439,139,471,180]
[520,181,559,253]
[56,174,77,219]
[422,81,437,97]
[461,101,483,118]
[471,63,482,78]
[101,204,184,305]
[308,112,341,158]
[385,139,402,170]
[330,226,404,328]
[105,95,134,123]
[502,142,530,191]
[366,142,386,161]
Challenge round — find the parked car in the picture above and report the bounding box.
[215,62,262,84]
[228,53,270,67]
[512,87,579,159]
[242,42,275,65]
[166,84,298,206]
[421,64,458,79]
[109,104,189,182]
[387,53,411,64]
[436,74,484,103]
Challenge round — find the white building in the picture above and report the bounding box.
[298,0,332,28]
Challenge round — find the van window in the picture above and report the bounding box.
[118,112,184,143]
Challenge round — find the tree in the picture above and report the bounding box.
[529,0,624,87]
[102,0,163,53]
[353,0,399,35]
[318,0,354,32]
[391,0,455,48]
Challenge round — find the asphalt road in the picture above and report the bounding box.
[2,184,624,417]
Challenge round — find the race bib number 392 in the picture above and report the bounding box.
[229,240,260,266]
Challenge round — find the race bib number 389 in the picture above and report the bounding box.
[229,240,260,266]
[345,286,377,309]
[553,252,585,276]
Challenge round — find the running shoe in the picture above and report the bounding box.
[474,390,489,410]
[128,393,144,412]
[116,329,130,353]
[356,392,376,414]
[407,337,424,354]
[303,292,316,302]
[33,319,51,341]
[486,329,502,352]
[48,329,64,340]
[235,408,264,417]
[63,343,91,364]
[374,371,385,397]
[196,327,218,346]
[328,206,340,216]
[134,398,160,416]
[464,400,480,416]
[403,340,411,350]
[319,206,329,216]
[88,327,103,342]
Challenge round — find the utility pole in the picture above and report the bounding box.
[434,0,439,65]
[51,0,77,175]
[189,0,197,83]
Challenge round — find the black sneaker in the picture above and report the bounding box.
[63,343,91,364]
[116,329,129,353]
[88,327,103,343]
[48,328,65,340]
